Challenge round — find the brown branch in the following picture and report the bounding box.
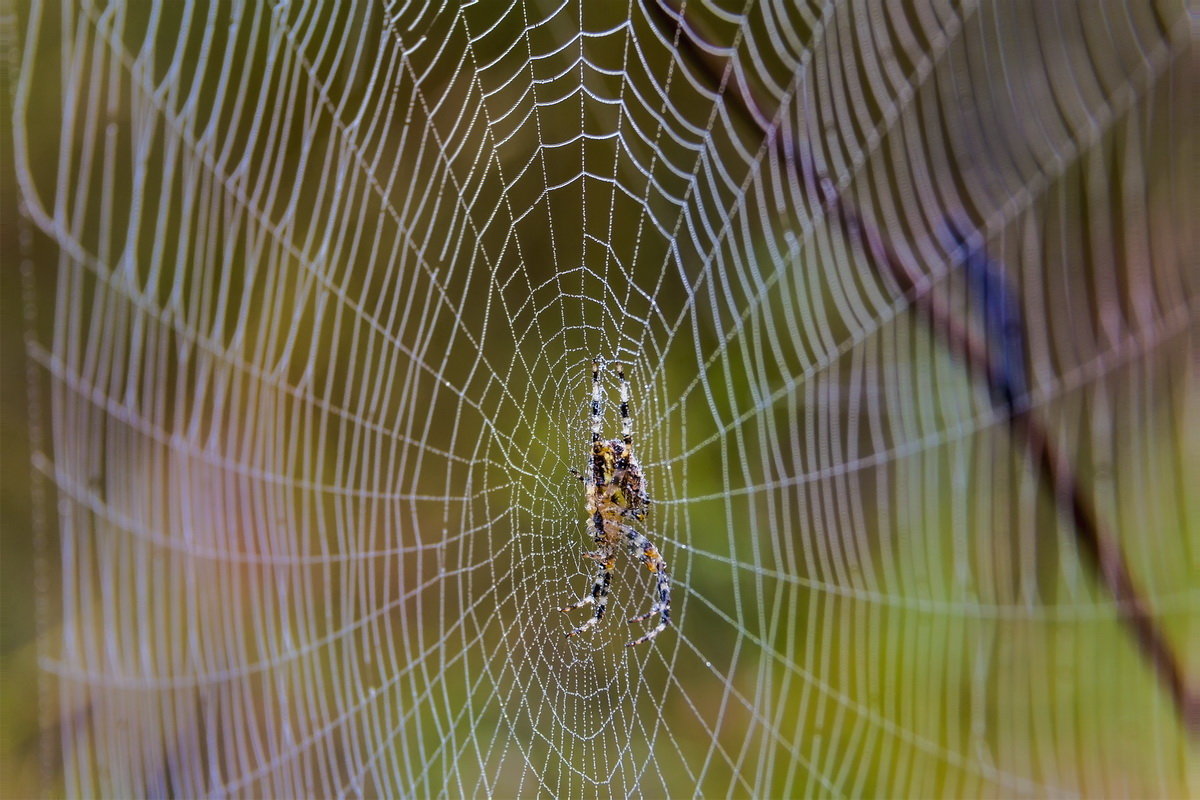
[644,0,1199,735]
[829,183,1199,737]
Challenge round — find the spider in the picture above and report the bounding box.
[561,358,672,646]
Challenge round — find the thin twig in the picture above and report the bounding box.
[827,184,1199,736]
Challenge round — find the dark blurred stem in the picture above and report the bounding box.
[644,0,1199,735]
[827,188,1199,737]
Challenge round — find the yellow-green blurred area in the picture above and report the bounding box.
[2,1,1198,797]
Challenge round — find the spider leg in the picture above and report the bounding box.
[562,508,612,635]
[616,363,632,446]
[591,358,604,444]
[621,527,673,646]
[561,560,613,637]
[627,566,671,646]
[621,526,663,570]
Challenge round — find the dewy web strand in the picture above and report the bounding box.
[8,1,1198,797]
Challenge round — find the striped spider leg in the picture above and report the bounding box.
[561,359,672,646]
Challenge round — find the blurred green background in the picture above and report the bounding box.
[2,1,1198,797]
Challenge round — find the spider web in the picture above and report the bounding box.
[8,0,1199,796]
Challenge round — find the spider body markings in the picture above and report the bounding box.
[561,359,672,646]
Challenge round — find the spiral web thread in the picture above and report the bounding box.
[10,1,1199,796]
